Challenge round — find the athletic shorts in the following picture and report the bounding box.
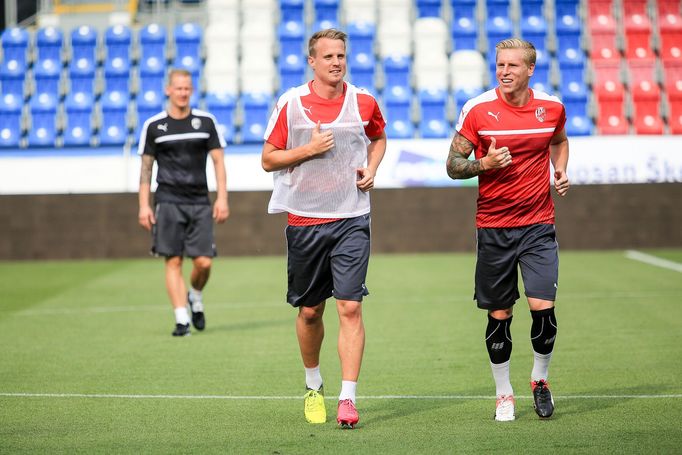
[474,223,558,310]
[285,214,371,308]
[152,203,216,258]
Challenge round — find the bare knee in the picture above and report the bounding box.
[193,256,212,273]
[337,300,362,322]
[489,307,513,320]
[299,303,325,325]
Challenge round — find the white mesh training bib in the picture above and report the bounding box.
[268,83,371,218]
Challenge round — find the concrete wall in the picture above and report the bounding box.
[1,183,681,260]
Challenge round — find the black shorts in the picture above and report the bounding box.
[152,203,216,258]
[474,223,558,310]
[285,214,371,308]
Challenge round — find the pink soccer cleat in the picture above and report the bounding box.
[336,399,359,429]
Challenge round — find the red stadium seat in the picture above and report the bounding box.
[592,59,622,85]
[658,0,682,16]
[589,15,619,61]
[668,101,682,134]
[597,113,629,134]
[622,0,647,16]
[587,0,613,16]
[660,13,682,50]
[631,81,662,134]
[665,78,682,102]
[628,58,656,85]
[624,13,652,59]
[633,114,664,134]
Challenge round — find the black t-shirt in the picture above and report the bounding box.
[138,109,225,205]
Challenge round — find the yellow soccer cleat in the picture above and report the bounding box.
[304,386,326,424]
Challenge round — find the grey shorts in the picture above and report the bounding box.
[474,223,559,310]
[285,214,371,308]
[152,203,216,258]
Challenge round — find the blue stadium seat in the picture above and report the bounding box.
[555,0,580,18]
[347,22,375,56]
[565,114,593,136]
[454,86,484,114]
[520,0,544,17]
[28,93,58,147]
[313,19,339,33]
[349,52,376,93]
[36,26,63,63]
[278,20,305,59]
[486,16,513,62]
[0,59,26,98]
[174,23,202,62]
[452,16,478,51]
[419,88,449,138]
[173,54,202,93]
[557,46,585,87]
[33,58,62,98]
[531,49,551,90]
[206,92,237,143]
[280,0,304,23]
[139,23,167,62]
[99,90,129,146]
[555,10,581,50]
[241,92,270,143]
[1,27,30,66]
[383,55,411,92]
[0,93,23,147]
[417,0,442,18]
[63,92,94,147]
[69,57,96,97]
[105,25,132,62]
[104,57,131,94]
[451,0,477,20]
[70,25,98,64]
[521,15,548,53]
[279,54,306,92]
[383,85,414,139]
[561,81,589,117]
[139,55,166,95]
[315,0,339,22]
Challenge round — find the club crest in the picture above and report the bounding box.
[191,117,202,130]
[535,107,546,122]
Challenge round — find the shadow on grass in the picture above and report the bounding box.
[203,317,291,333]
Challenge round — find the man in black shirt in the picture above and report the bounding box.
[138,68,229,336]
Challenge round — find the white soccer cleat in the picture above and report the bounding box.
[494,395,516,421]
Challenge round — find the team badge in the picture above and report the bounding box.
[535,107,546,122]
[191,117,202,130]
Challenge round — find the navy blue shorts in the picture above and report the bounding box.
[474,223,559,310]
[285,214,371,308]
[152,203,216,258]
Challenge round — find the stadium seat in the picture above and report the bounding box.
[98,90,129,146]
[70,25,98,64]
[174,23,202,61]
[565,114,593,136]
[139,23,167,62]
[1,27,30,66]
[33,58,62,98]
[206,92,237,143]
[105,25,132,62]
[587,0,613,16]
[27,93,58,147]
[104,57,131,94]
[555,11,582,50]
[450,50,486,91]
[69,57,96,97]
[558,46,585,86]
[418,88,449,138]
[633,114,664,135]
[589,14,619,61]
[622,0,646,15]
[347,21,375,56]
[383,55,411,92]
[414,51,449,91]
[453,86,484,115]
[280,0,304,22]
[385,119,415,138]
[349,52,376,92]
[521,15,548,53]
[36,26,63,63]
[597,113,629,135]
[241,92,270,143]
[0,59,26,98]
[451,0,477,20]
[134,89,164,141]
[415,17,449,56]
[561,81,589,117]
[659,14,682,63]
[377,16,412,58]
[278,20,305,59]
[451,15,478,51]
[383,84,414,138]
[417,0,442,18]
[631,80,662,134]
[63,92,94,147]
[0,93,23,147]
[486,16,513,60]
[343,0,378,24]
[138,55,166,95]
[173,54,202,93]
[669,102,682,134]
[531,49,550,91]
[624,13,652,59]
[315,0,339,22]
[278,54,306,92]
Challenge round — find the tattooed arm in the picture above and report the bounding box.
[446,133,512,180]
[138,154,156,231]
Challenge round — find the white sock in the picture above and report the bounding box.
[531,351,553,382]
[305,366,323,391]
[188,288,204,312]
[490,360,514,397]
[174,307,190,325]
[339,380,357,403]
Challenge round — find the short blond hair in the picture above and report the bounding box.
[495,38,537,66]
[167,68,192,86]
[308,29,347,57]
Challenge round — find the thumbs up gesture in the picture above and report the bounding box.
[481,137,512,170]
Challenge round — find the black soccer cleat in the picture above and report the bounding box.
[172,323,191,337]
[187,293,205,331]
[531,379,555,418]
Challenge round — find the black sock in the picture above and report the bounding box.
[485,314,513,364]
[530,307,557,355]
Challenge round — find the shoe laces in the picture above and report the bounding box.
[532,379,549,392]
[304,390,322,410]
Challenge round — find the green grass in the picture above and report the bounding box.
[1,250,681,454]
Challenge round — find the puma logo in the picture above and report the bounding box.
[157,123,168,132]
[303,106,313,115]
[487,111,500,122]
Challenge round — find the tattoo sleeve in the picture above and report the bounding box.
[446,132,482,180]
[139,154,154,185]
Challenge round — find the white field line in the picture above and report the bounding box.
[16,302,283,316]
[626,250,682,273]
[1,392,681,400]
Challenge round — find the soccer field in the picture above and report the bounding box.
[1,250,681,454]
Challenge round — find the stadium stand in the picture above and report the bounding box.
[1,0,681,149]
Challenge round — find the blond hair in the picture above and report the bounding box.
[167,68,192,86]
[308,29,347,57]
[495,38,537,66]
